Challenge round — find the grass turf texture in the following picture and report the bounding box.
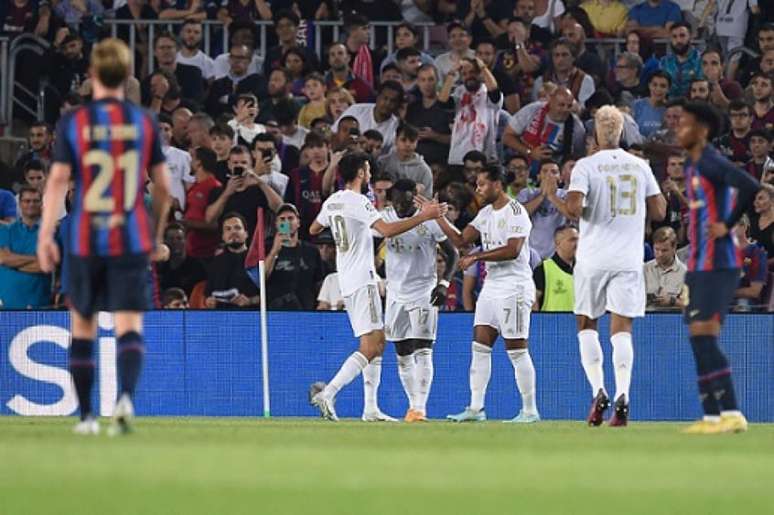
[1,418,772,515]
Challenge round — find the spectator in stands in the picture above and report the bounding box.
[263,10,319,78]
[184,147,222,260]
[659,22,702,99]
[210,123,235,182]
[380,22,436,73]
[252,133,289,197]
[187,112,214,151]
[342,12,383,89]
[750,185,774,265]
[746,130,773,182]
[378,123,434,196]
[505,154,531,198]
[750,73,774,132]
[441,57,503,167]
[646,97,683,148]
[285,131,329,239]
[0,0,51,38]
[157,223,207,296]
[158,113,193,217]
[225,94,263,147]
[204,213,260,309]
[114,0,158,77]
[372,172,395,212]
[362,130,384,158]
[518,160,573,259]
[581,0,628,37]
[608,52,646,108]
[212,21,262,79]
[14,122,52,184]
[688,78,710,102]
[655,153,688,243]
[146,69,186,116]
[206,43,268,118]
[330,115,359,152]
[504,87,586,173]
[48,30,89,104]
[265,203,325,309]
[459,0,512,41]
[162,287,189,309]
[532,38,595,107]
[298,73,328,129]
[475,38,520,114]
[0,186,50,309]
[715,0,759,58]
[395,47,423,93]
[257,68,295,124]
[512,0,553,47]
[626,0,682,39]
[381,63,403,85]
[700,49,742,111]
[561,22,606,87]
[435,22,476,82]
[324,86,354,122]
[533,225,577,312]
[737,23,774,88]
[274,97,308,151]
[176,18,215,81]
[157,0,211,21]
[324,42,375,104]
[0,187,16,224]
[644,226,686,310]
[21,160,46,193]
[282,48,314,97]
[334,81,404,155]
[734,215,768,310]
[206,145,282,237]
[217,0,272,24]
[495,18,543,107]
[718,100,753,165]
[632,70,670,139]
[171,106,193,150]
[53,0,104,27]
[141,32,206,107]
[405,64,453,167]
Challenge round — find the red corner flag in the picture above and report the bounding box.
[245,208,265,286]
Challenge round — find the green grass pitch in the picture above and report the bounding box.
[1,417,772,515]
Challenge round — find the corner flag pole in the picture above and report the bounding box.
[257,208,270,418]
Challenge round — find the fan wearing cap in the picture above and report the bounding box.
[264,203,325,310]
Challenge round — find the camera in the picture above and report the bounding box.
[231,166,245,177]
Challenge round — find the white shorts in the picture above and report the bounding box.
[573,266,646,320]
[384,298,438,342]
[473,288,534,340]
[344,284,384,337]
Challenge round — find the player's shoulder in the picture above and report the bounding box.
[506,198,526,217]
[381,205,398,221]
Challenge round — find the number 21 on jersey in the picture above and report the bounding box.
[607,174,638,217]
[83,149,140,213]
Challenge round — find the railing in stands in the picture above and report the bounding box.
[6,34,49,126]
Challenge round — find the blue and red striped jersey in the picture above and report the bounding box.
[52,98,165,257]
[684,144,760,272]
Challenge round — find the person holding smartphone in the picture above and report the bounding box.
[264,203,325,310]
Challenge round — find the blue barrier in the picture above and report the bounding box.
[1,311,772,421]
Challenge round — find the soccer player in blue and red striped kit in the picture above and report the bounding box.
[37,39,172,436]
[676,102,761,434]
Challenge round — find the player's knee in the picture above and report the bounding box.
[413,339,433,351]
[505,338,528,350]
[395,340,414,356]
[575,316,597,332]
[688,320,720,337]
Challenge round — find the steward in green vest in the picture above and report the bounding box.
[533,226,577,311]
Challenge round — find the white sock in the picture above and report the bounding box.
[323,351,368,399]
[469,342,492,412]
[362,356,382,414]
[413,348,433,413]
[578,329,606,396]
[610,332,633,402]
[397,353,417,410]
[507,349,538,415]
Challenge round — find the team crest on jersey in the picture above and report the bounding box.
[416,224,428,236]
[498,218,506,229]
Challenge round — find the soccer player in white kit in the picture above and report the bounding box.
[429,164,540,423]
[566,106,666,427]
[308,152,446,421]
[381,179,459,422]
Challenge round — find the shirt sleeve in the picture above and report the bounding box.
[643,164,661,197]
[469,210,485,233]
[706,152,761,228]
[0,192,16,218]
[314,200,330,228]
[352,196,382,227]
[0,225,9,249]
[429,220,447,242]
[509,102,538,134]
[506,204,532,240]
[51,114,74,166]
[568,160,590,195]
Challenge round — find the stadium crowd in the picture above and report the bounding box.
[0,0,773,312]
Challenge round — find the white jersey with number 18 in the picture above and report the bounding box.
[315,189,381,297]
[569,148,661,272]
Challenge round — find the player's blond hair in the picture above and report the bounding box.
[594,105,624,148]
[90,38,131,89]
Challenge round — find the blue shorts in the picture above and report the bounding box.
[683,269,740,325]
[66,254,150,318]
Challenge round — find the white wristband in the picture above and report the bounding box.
[438,280,450,288]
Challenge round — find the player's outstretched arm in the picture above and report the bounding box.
[646,193,667,222]
[372,201,448,238]
[431,238,460,306]
[149,162,173,250]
